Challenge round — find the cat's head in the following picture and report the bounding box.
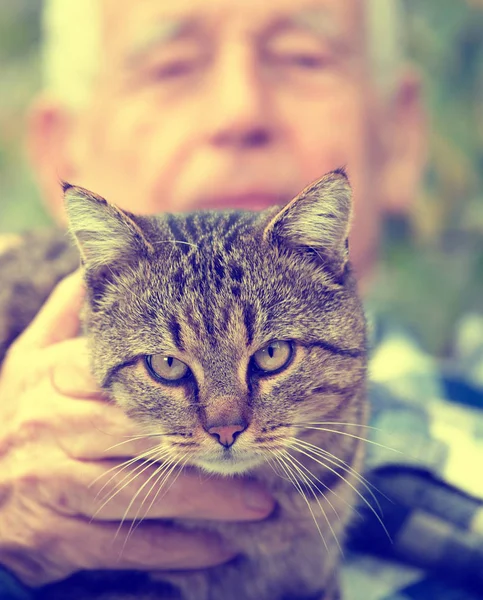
[64,169,367,475]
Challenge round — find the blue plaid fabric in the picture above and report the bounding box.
[1,312,482,599]
[341,311,483,600]
[0,569,31,600]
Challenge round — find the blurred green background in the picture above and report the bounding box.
[0,0,482,357]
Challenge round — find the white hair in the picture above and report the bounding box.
[42,0,406,109]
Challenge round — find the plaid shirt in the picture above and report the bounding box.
[1,313,483,600]
[342,311,483,600]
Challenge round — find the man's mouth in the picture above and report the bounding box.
[195,192,285,212]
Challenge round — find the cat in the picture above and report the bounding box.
[0,169,368,600]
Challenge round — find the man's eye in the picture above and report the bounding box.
[265,33,334,74]
[150,59,199,80]
[276,53,330,70]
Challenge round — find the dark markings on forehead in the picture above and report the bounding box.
[243,302,256,346]
[172,268,186,300]
[166,215,190,255]
[184,214,198,238]
[188,251,199,273]
[144,303,159,323]
[186,311,202,338]
[220,305,232,333]
[229,263,244,283]
[204,309,215,336]
[213,254,226,294]
[160,212,262,343]
[225,211,241,230]
[168,319,184,351]
[162,210,257,261]
[223,216,247,253]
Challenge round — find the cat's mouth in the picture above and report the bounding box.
[193,450,265,475]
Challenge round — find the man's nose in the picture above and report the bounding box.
[206,48,275,150]
[207,422,248,448]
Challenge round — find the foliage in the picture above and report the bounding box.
[372,0,483,355]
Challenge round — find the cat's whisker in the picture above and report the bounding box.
[102,434,165,453]
[90,445,165,491]
[123,451,190,548]
[93,459,162,522]
[299,426,403,454]
[293,438,390,511]
[269,450,329,552]
[92,448,172,519]
[139,450,195,528]
[118,456,179,536]
[135,461,179,529]
[115,464,173,554]
[298,422,380,431]
[266,451,304,484]
[281,445,356,518]
[91,445,170,499]
[266,454,292,483]
[116,453,179,546]
[151,240,199,249]
[288,439,392,543]
[121,451,193,552]
[281,450,343,553]
[119,459,173,546]
[90,458,156,523]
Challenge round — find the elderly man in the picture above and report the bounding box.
[0,0,429,597]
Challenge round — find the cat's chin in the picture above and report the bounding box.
[193,454,264,476]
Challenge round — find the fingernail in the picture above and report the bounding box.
[242,482,274,514]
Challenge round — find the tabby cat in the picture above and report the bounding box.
[0,169,368,600]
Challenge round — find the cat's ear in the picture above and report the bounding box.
[63,182,153,271]
[263,169,352,274]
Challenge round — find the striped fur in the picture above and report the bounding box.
[0,170,368,600]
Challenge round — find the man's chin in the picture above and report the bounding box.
[193,453,264,475]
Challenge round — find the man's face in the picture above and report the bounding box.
[39,0,418,277]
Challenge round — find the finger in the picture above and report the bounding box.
[18,269,85,350]
[73,465,274,521]
[43,368,152,460]
[48,337,106,400]
[13,520,234,586]
[83,521,234,572]
[55,399,154,460]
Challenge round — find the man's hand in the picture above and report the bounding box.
[0,271,274,587]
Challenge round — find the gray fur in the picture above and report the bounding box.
[0,170,368,600]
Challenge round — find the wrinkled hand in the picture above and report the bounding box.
[0,271,274,587]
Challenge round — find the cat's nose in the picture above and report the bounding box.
[207,423,247,448]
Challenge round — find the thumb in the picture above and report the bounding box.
[19,268,86,349]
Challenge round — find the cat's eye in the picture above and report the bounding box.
[252,341,293,374]
[145,354,191,383]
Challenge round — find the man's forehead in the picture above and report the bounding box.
[102,0,364,54]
